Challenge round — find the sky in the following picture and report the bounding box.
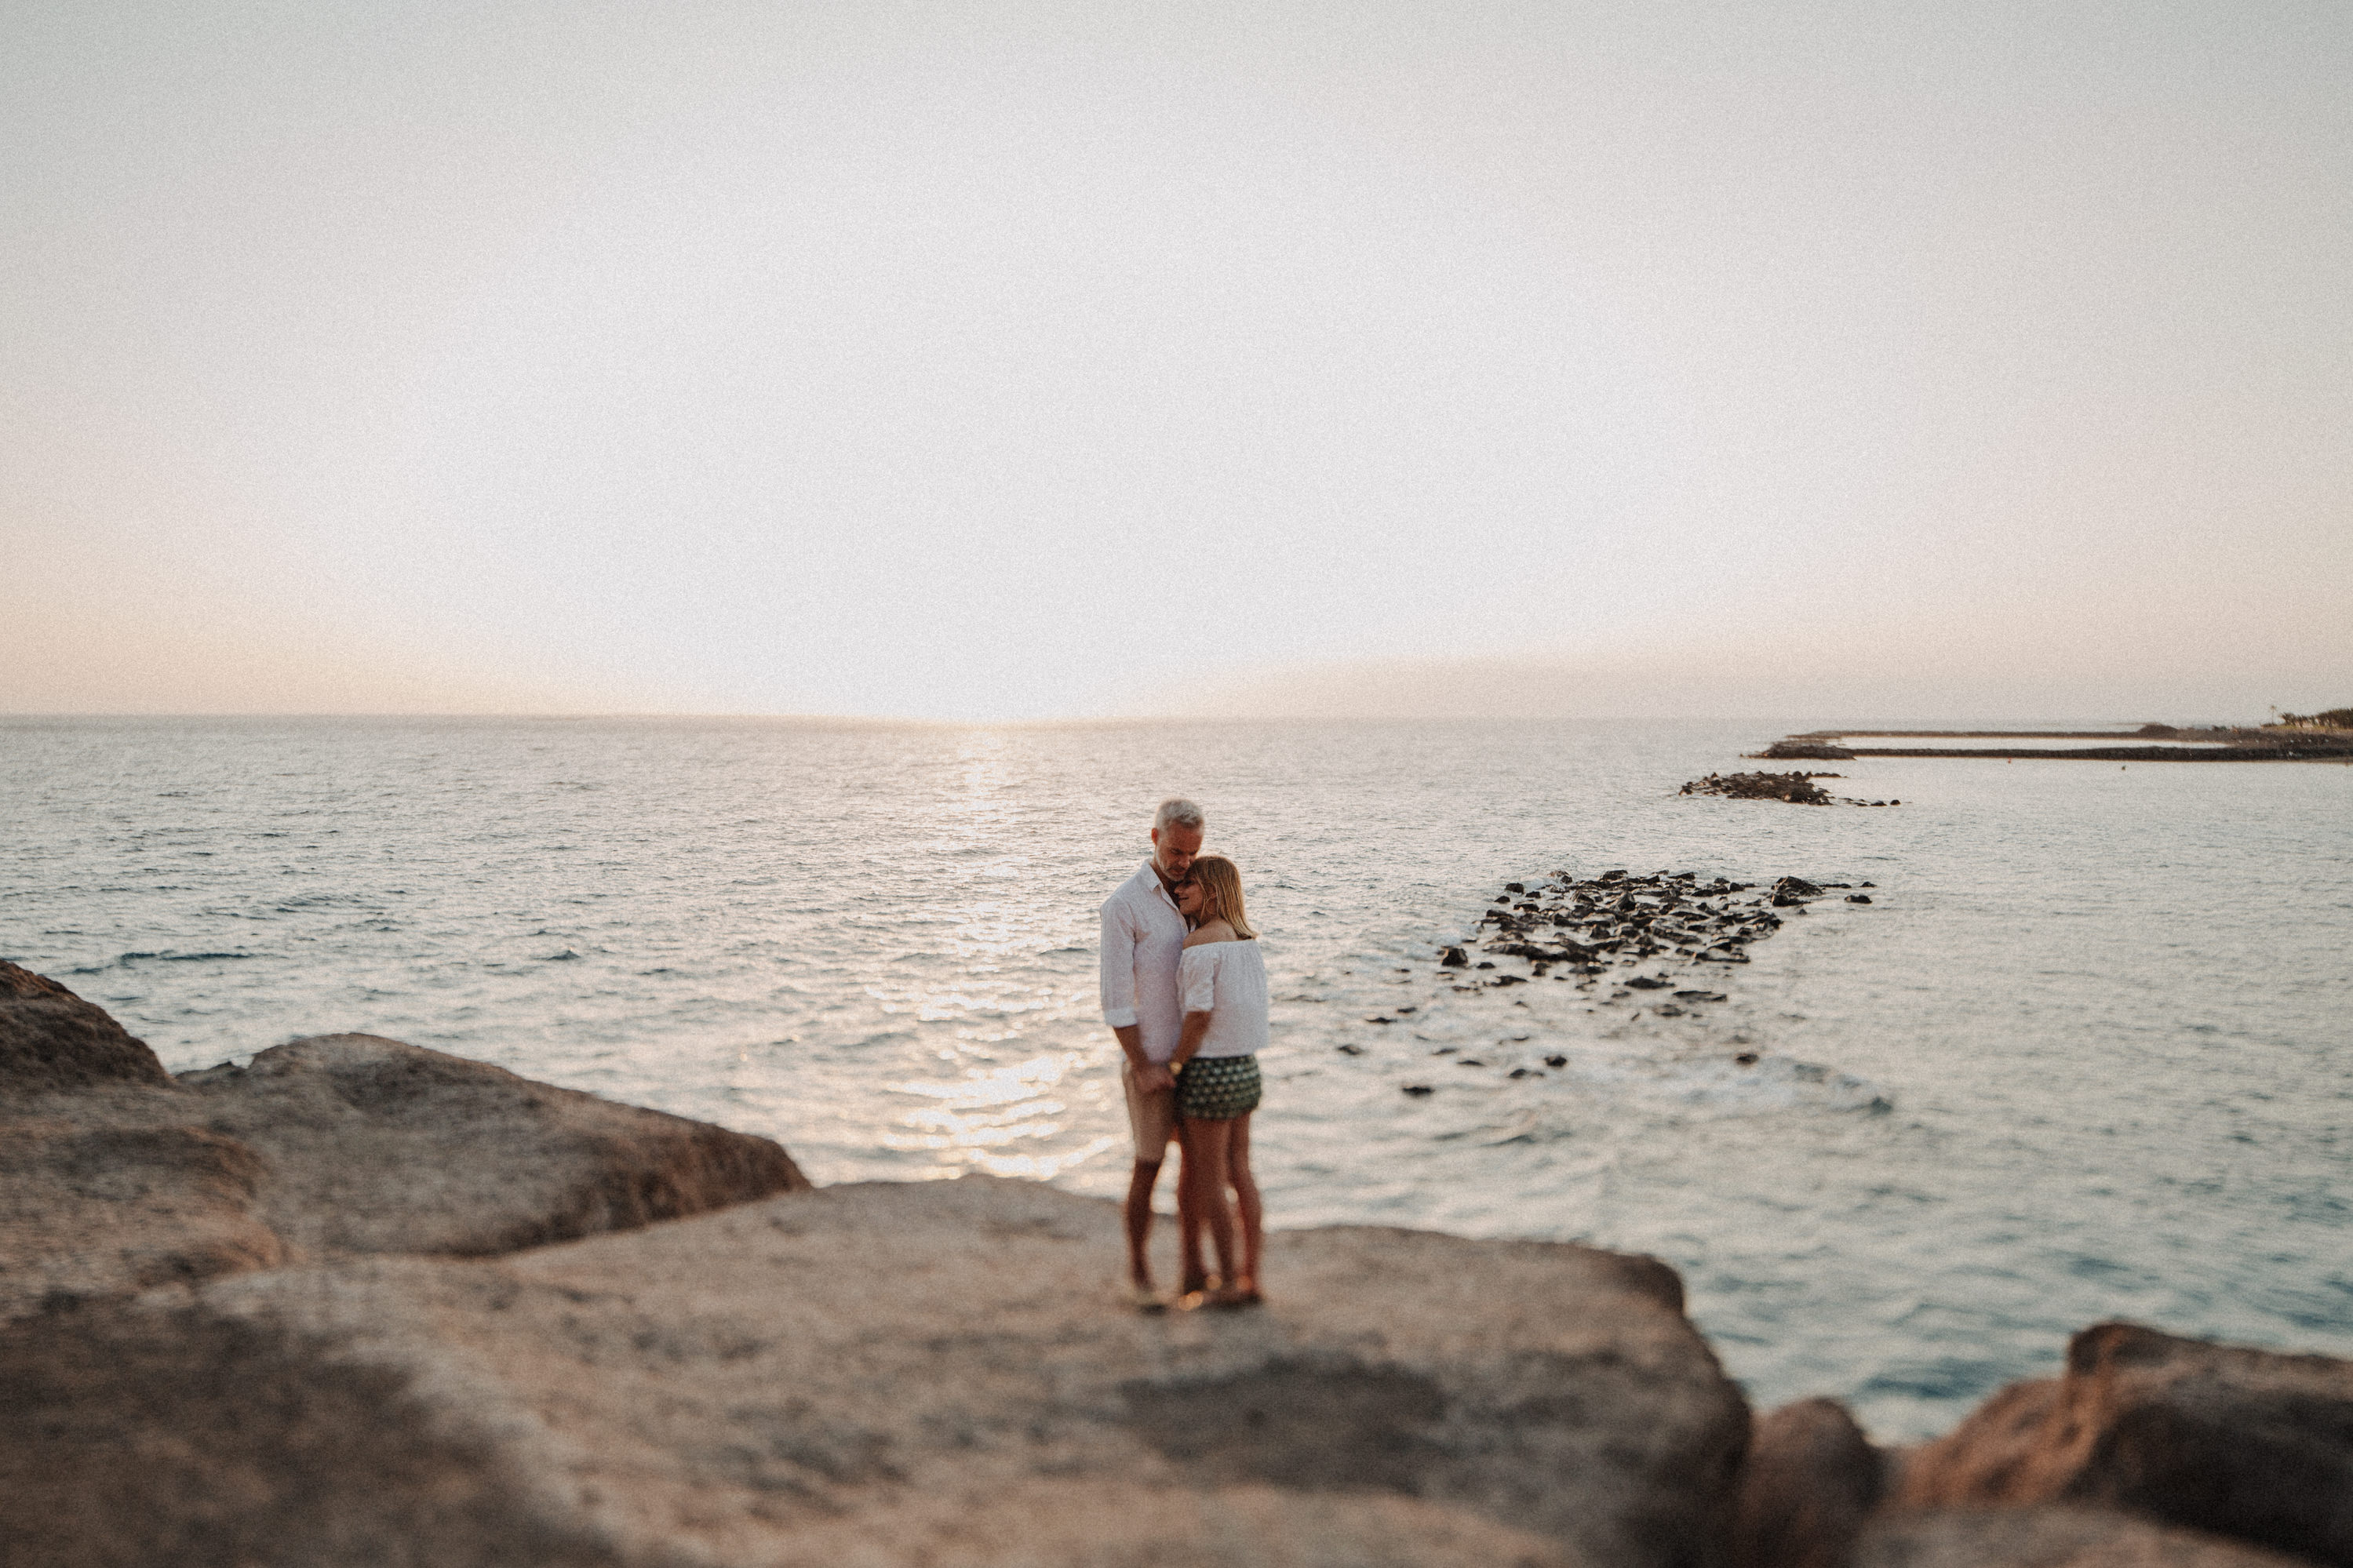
[4,0,2348,722]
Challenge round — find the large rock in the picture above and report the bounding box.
[182,1033,812,1257]
[0,959,175,1094]
[1853,1507,2313,1568]
[1895,1323,2353,1566]
[0,1176,1753,1568]
[0,968,810,1316]
[1731,1398,1885,1568]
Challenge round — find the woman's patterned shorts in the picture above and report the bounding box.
[1176,1053,1261,1121]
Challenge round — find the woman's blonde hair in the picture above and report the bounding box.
[1187,856,1257,939]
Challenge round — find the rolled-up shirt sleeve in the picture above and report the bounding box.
[1180,948,1217,1015]
[1099,899,1138,1028]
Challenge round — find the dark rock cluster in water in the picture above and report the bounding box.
[1431,868,1868,983]
[1681,772,1900,807]
[1384,869,1881,1101]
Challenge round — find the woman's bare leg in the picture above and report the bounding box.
[1228,1111,1262,1297]
[1175,1122,1211,1293]
[1175,1137,1204,1288]
[1182,1117,1238,1296]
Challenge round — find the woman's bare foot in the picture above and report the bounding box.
[1175,1275,1223,1311]
[1175,1280,1260,1312]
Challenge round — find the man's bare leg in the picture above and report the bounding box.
[1175,1133,1207,1291]
[1229,1111,1262,1299]
[1124,1157,1162,1291]
[1175,1122,1215,1294]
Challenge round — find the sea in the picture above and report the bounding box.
[3,715,2346,1440]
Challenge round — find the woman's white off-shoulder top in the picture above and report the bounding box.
[1177,939,1269,1059]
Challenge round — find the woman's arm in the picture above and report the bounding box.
[1172,943,1223,1068]
[1171,1008,1214,1070]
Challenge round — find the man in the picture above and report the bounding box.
[1098,795,1204,1308]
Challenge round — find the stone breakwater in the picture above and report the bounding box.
[4,959,2349,1568]
[1754,739,2353,762]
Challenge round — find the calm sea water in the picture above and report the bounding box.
[3,715,2347,1438]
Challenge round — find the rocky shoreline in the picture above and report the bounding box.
[5,959,2348,1567]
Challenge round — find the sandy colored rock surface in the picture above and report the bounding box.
[2,1176,1751,1568]
[0,1121,286,1312]
[0,958,175,1094]
[1729,1397,1885,1568]
[1896,1323,2353,1566]
[1,968,809,1316]
[1854,1507,2315,1568]
[180,1033,812,1257]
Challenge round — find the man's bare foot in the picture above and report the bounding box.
[1208,1281,1262,1310]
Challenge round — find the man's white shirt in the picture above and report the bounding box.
[1098,861,1189,1064]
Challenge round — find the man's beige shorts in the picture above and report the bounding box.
[1121,1060,1177,1160]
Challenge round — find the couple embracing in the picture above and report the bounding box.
[1098,797,1269,1312]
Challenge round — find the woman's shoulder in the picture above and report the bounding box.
[1182,920,1237,950]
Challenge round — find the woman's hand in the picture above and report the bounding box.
[1171,1010,1214,1069]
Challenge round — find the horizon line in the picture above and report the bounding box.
[0,709,2221,728]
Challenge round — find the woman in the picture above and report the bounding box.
[1169,855,1269,1308]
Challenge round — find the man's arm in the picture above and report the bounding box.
[1113,1024,1168,1091]
[1101,900,1171,1090]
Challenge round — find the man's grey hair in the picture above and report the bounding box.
[1153,797,1206,832]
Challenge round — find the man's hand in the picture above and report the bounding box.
[1114,1024,1172,1094]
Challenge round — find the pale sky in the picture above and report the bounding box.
[5,0,2347,722]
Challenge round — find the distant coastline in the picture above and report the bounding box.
[1757,720,2353,762]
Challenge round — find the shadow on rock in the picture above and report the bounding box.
[0,1297,622,1568]
[1124,1357,1448,1492]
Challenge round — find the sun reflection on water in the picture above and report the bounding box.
[885,1051,1111,1176]
[864,731,1109,1177]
